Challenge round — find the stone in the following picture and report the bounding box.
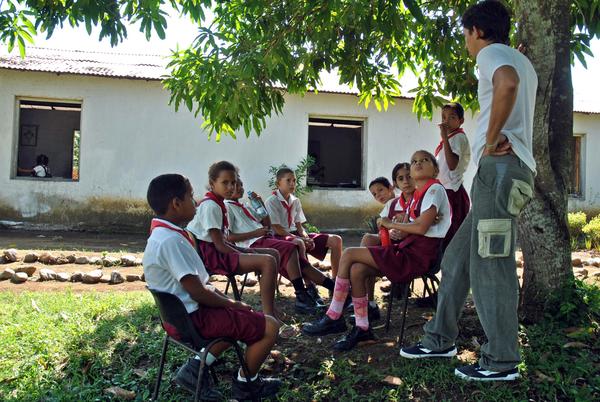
[23,253,39,263]
[320,265,332,271]
[89,257,102,265]
[82,270,103,284]
[110,271,125,285]
[11,272,28,283]
[593,272,600,278]
[572,258,583,267]
[38,252,57,265]
[99,275,111,284]
[0,255,6,264]
[126,274,141,282]
[121,255,137,267]
[516,260,523,268]
[15,266,37,276]
[141,273,145,282]
[243,277,258,287]
[589,258,600,268]
[0,268,15,280]
[70,272,84,282]
[134,258,143,266]
[574,268,589,278]
[66,255,76,263]
[3,249,18,263]
[312,262,321,268]
[39,268,57,281]
[75,256,90,264]
[56,257,70,265]
[102,256,120,267]
[56,272,70,282]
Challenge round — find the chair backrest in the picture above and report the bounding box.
[148,288,205,349]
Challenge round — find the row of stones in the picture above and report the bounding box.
[1,249,141,267]
[0,266,144,284]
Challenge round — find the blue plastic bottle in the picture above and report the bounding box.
[247,191,268,219]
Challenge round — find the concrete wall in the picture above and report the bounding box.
[1,69,598,231]
[571,113,600,212]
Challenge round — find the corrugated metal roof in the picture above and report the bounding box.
[1,47,598,113]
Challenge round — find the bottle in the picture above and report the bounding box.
[379,227,391,247]
[247,191,268,220]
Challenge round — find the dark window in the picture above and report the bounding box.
[16,100,81,180]
[569,135,583,197]
[307,118,363,188]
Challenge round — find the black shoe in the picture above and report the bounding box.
[415,295,437,308]
[302,315,347,336]
[295,290,319,314]
[174,358,223,401]
[231,374,282,401]
[400,342,457,359]
[349,304,381,325]
[306,285,327,307]
[455,363,520,381]
[333,325,377,352]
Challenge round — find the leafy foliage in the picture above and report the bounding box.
[583,214,600,249]
[2,1,600,138]
[267,155,315,197]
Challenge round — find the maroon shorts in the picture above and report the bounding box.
[250,237,299,279]
[276,232,330,261]
[444,185,470,251]
[368,235,441,283]
[197,240,240,275]
[186,306,266,345]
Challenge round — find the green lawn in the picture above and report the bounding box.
[0,287,598,401]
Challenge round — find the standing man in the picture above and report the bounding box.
[400,0,537,381]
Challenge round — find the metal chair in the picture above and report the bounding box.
[148,288,253,402]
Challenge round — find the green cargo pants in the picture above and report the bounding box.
[421,154,534,371]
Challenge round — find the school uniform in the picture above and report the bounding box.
[226,199,307,279]
[435,128,471,249]
[187,192,240,276]
[143,218,265,345]
[379,195,412,244]
[264,189,330,261]
[368,181,451,284]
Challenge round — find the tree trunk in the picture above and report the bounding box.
[515,0,574,323]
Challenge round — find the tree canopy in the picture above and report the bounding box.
[1,0,599,139]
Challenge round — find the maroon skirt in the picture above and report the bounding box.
[251,237,300,279]
[368,235,442,283]
[444,185,470,250]
[197,240,240,275]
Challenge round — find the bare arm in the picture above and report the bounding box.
[208,228,240,254]
[271,223,294,237]
[484,65,519,155]
[442,142,460,171]
[380,206,438,236]
[295,222,308,238]
[180,275,251,310]
[226,227,269,243]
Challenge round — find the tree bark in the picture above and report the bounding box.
[515,0,574,323]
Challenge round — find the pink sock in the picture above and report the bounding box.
[352,296,369,330]
[326,277,350,320]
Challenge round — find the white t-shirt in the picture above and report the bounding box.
[187,200,227,242]
[417,183,451,239]
[436,132,471,191]
[225,200,263,248]
[474,43,537,173]
[143,219,213,313]
[265,190,306,232]
[379,196,409,219]
[33,165,48,177]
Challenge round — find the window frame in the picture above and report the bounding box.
[569,133,586,199]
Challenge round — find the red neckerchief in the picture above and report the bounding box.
[409,179,442,220]
[200,191,229,230]
[228,200,258,222]
[434,128,465,157]
[150,218,195,248]
[398,193,414,211]
[273,191,293,227]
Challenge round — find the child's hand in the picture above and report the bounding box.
[233,300,253,311]
[389,229,404,241]
[438,123,450,140]
[303,237,315,250]
[380,217,393,229]
[254,227,270,237]
[376,217,383,228]
[249,191,262,201]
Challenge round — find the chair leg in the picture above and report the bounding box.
[152,335,169,401]
[385,284,395,332]
[229,275,242,301]
[195,349,212,402]
[398,283,411,347]
[276,273,281,297]
[232,342,258,401]
[239,272,249,298]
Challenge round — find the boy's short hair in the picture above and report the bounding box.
[442,102,465,120]
[462,1,511,45]
[369,177,392,189]
[36,154,49,165]
[147,174,188,215]
[276,167,294,181]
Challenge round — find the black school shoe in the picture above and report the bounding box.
[174,358,223,401]
[302,315,347,336]
[455,363,520,381]
[349,304,381,325]
[333,325,377,351]
[295,290,319,314]
[306,285,327,308]
[400,342,457,359]
[231,374,282,401]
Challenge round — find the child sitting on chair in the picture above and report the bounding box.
[302,150,451,352]
[143,174,281,400]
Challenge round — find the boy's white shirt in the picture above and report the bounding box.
[264,189,306,232]
[33,165,47,177]
[187,200,225,242]
[417,183,452,238]
[225,200,263,248]
[436,132,471,191]
[143,218,214,314]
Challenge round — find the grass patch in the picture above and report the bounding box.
[0,288,598,401]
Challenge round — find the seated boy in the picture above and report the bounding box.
[143,174,282,400]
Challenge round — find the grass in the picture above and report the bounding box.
[0,288,598,401]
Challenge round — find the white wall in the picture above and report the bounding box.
[572,113,600,210]
[0,69,597,222]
